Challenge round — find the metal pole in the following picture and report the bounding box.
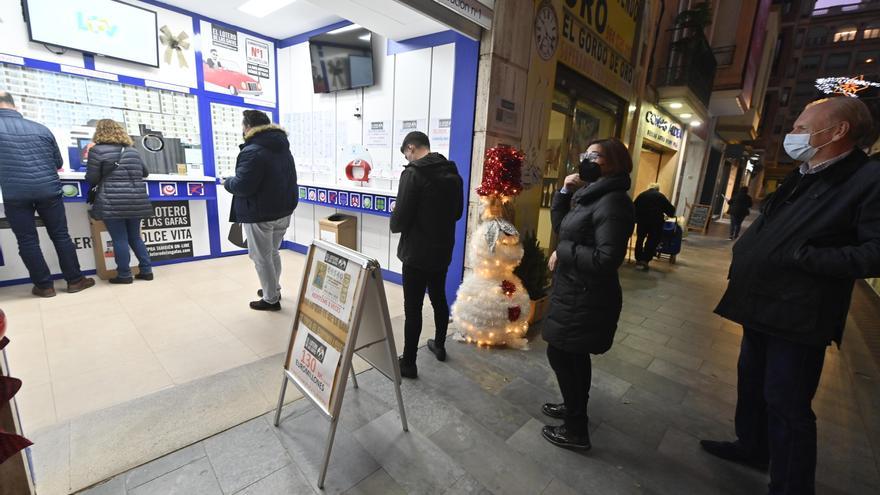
[273,373,288,427]
[350,368,359,389]
[318,417,341,489]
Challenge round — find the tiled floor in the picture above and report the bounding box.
[73,233,880,495]
[0,251,403,433]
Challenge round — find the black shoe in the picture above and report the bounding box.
[427,339,447,362]
[257,289,280,298]
[109,277,133,284]
[542,403,567,419]
[398,357,418,379]
[135,273,154,281]
[249,299,281,311]
[699,440,769,472]
[542,425,591,450]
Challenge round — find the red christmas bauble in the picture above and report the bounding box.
[500,280,516,297]
[508,306,521,322]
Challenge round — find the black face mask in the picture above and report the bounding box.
[579,159,602,182]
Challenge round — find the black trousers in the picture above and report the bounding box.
[634,222,663,263]
[730,216,745,239]
[402,264,449,363]
[546,344,592,435]
[735,328,826,495]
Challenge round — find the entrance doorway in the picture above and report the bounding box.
[634,145,678,198]
[536,65,625,254]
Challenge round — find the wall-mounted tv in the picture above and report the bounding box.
[309,26,374,93]
[24,0,159,67]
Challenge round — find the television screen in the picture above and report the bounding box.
[309,26,374,93]
[25,0,159,67]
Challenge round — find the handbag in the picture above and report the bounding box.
[87,147,122,204]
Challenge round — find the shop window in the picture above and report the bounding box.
[864,25,880,40]
[833,27,857,42]
[825,52,852,70]
[800,54,821,73]
[807,26,829,46]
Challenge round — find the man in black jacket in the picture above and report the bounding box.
[223,110,297,311]
[701,97,880,494]
[632,183,675,271]
[390,131,463,378]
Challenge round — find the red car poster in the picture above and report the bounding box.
[201,21,276,106]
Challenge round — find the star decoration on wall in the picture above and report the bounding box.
[815,75,880,98]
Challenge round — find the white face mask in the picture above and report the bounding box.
[783,125,837,162]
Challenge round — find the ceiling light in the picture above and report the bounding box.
[867,58,875,63]
[680,113,693,119]
[237,0,295,18]
[669,102,683,109]
[327,24,362,35]
[690,120,701,127]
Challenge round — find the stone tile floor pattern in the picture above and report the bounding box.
[77,233,880,494]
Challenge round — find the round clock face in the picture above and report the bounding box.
[535,3,558,61]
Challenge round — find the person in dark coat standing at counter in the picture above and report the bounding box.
[0,91,95,297]
[542,138,635,450]
[86,119,154,284]
[725,186,753,240]
[223,110,297,311]
[632,183,675,271]
[390,131,463,379]
[703,97,880,495]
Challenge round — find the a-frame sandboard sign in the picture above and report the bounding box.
[273,239,408,489]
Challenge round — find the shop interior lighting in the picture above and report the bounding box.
[238,0,296,17]
[689,121,701,127]
[669,102,683,109]
[358,34,371,41]
[628,104,637,112]
[680,113,692,119]
[867,58,875,63]
[328,24,363,35]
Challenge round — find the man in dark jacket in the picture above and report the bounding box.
[725,186,753,240]
[702,97,880,494]
[390,131,463,378]
[223,110,297,311]
[0,91,95,297]
[632,183,675,271]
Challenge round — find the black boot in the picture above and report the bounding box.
[427,339,446,362]
[541,403,567,419]
[699,440,769,472]
[249,299,281,311]
[541,424,591,450]
[398,356,418,379]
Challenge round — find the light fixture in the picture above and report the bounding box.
[680,113,693,119]
[327,24,362,35]
[690,120,701,127]
[628,104,637,112]
[669,102,683,109]
[358,34,371,41]
[237,0,295,18]
[867,58,875,63]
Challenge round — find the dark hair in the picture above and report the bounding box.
[588,138,633,176]
[0,91,15,107]
[242,110,271,128]
[400,131,430,153]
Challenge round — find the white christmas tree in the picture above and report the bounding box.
[452,147,531,349]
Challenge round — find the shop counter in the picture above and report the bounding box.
[57,172,218,202]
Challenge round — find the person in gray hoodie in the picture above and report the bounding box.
[86,119,154,284]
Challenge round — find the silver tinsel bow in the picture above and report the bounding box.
[484,219,518,253]
[159,26,191,68]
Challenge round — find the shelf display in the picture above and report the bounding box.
[0,63,201,163]
[210,102,247,178]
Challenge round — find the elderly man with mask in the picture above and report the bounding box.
[701,97,880,494]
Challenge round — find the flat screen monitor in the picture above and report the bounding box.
[309,26,374,93]
[76,138,94,167]
[24,0,159,67]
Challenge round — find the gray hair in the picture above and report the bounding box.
[808,97,874,144]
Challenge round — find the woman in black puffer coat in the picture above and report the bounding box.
[541,138,635,451]
[86,119,154,284]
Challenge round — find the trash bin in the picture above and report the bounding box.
[319,214,357,250]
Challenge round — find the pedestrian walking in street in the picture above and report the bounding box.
[633,183,675,271]
[703,97,880,495]
[223,110,298,311]
[726,187,753,240]
[542,138,635,450]
[86,119,154,284]
[0,91,95,297]
[391,131,463,379]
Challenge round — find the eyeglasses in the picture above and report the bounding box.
[579,151,604,162]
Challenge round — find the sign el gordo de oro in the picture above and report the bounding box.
[553,0,642,99]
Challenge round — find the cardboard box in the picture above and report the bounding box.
[318,214,357,250]
[89,217,139,280]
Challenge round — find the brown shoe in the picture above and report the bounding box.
[67,277,96,293]
[32,286,56,298]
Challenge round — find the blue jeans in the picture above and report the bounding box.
[735,328,826,495]
[4,196,84,288]
[103,218,152,279]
